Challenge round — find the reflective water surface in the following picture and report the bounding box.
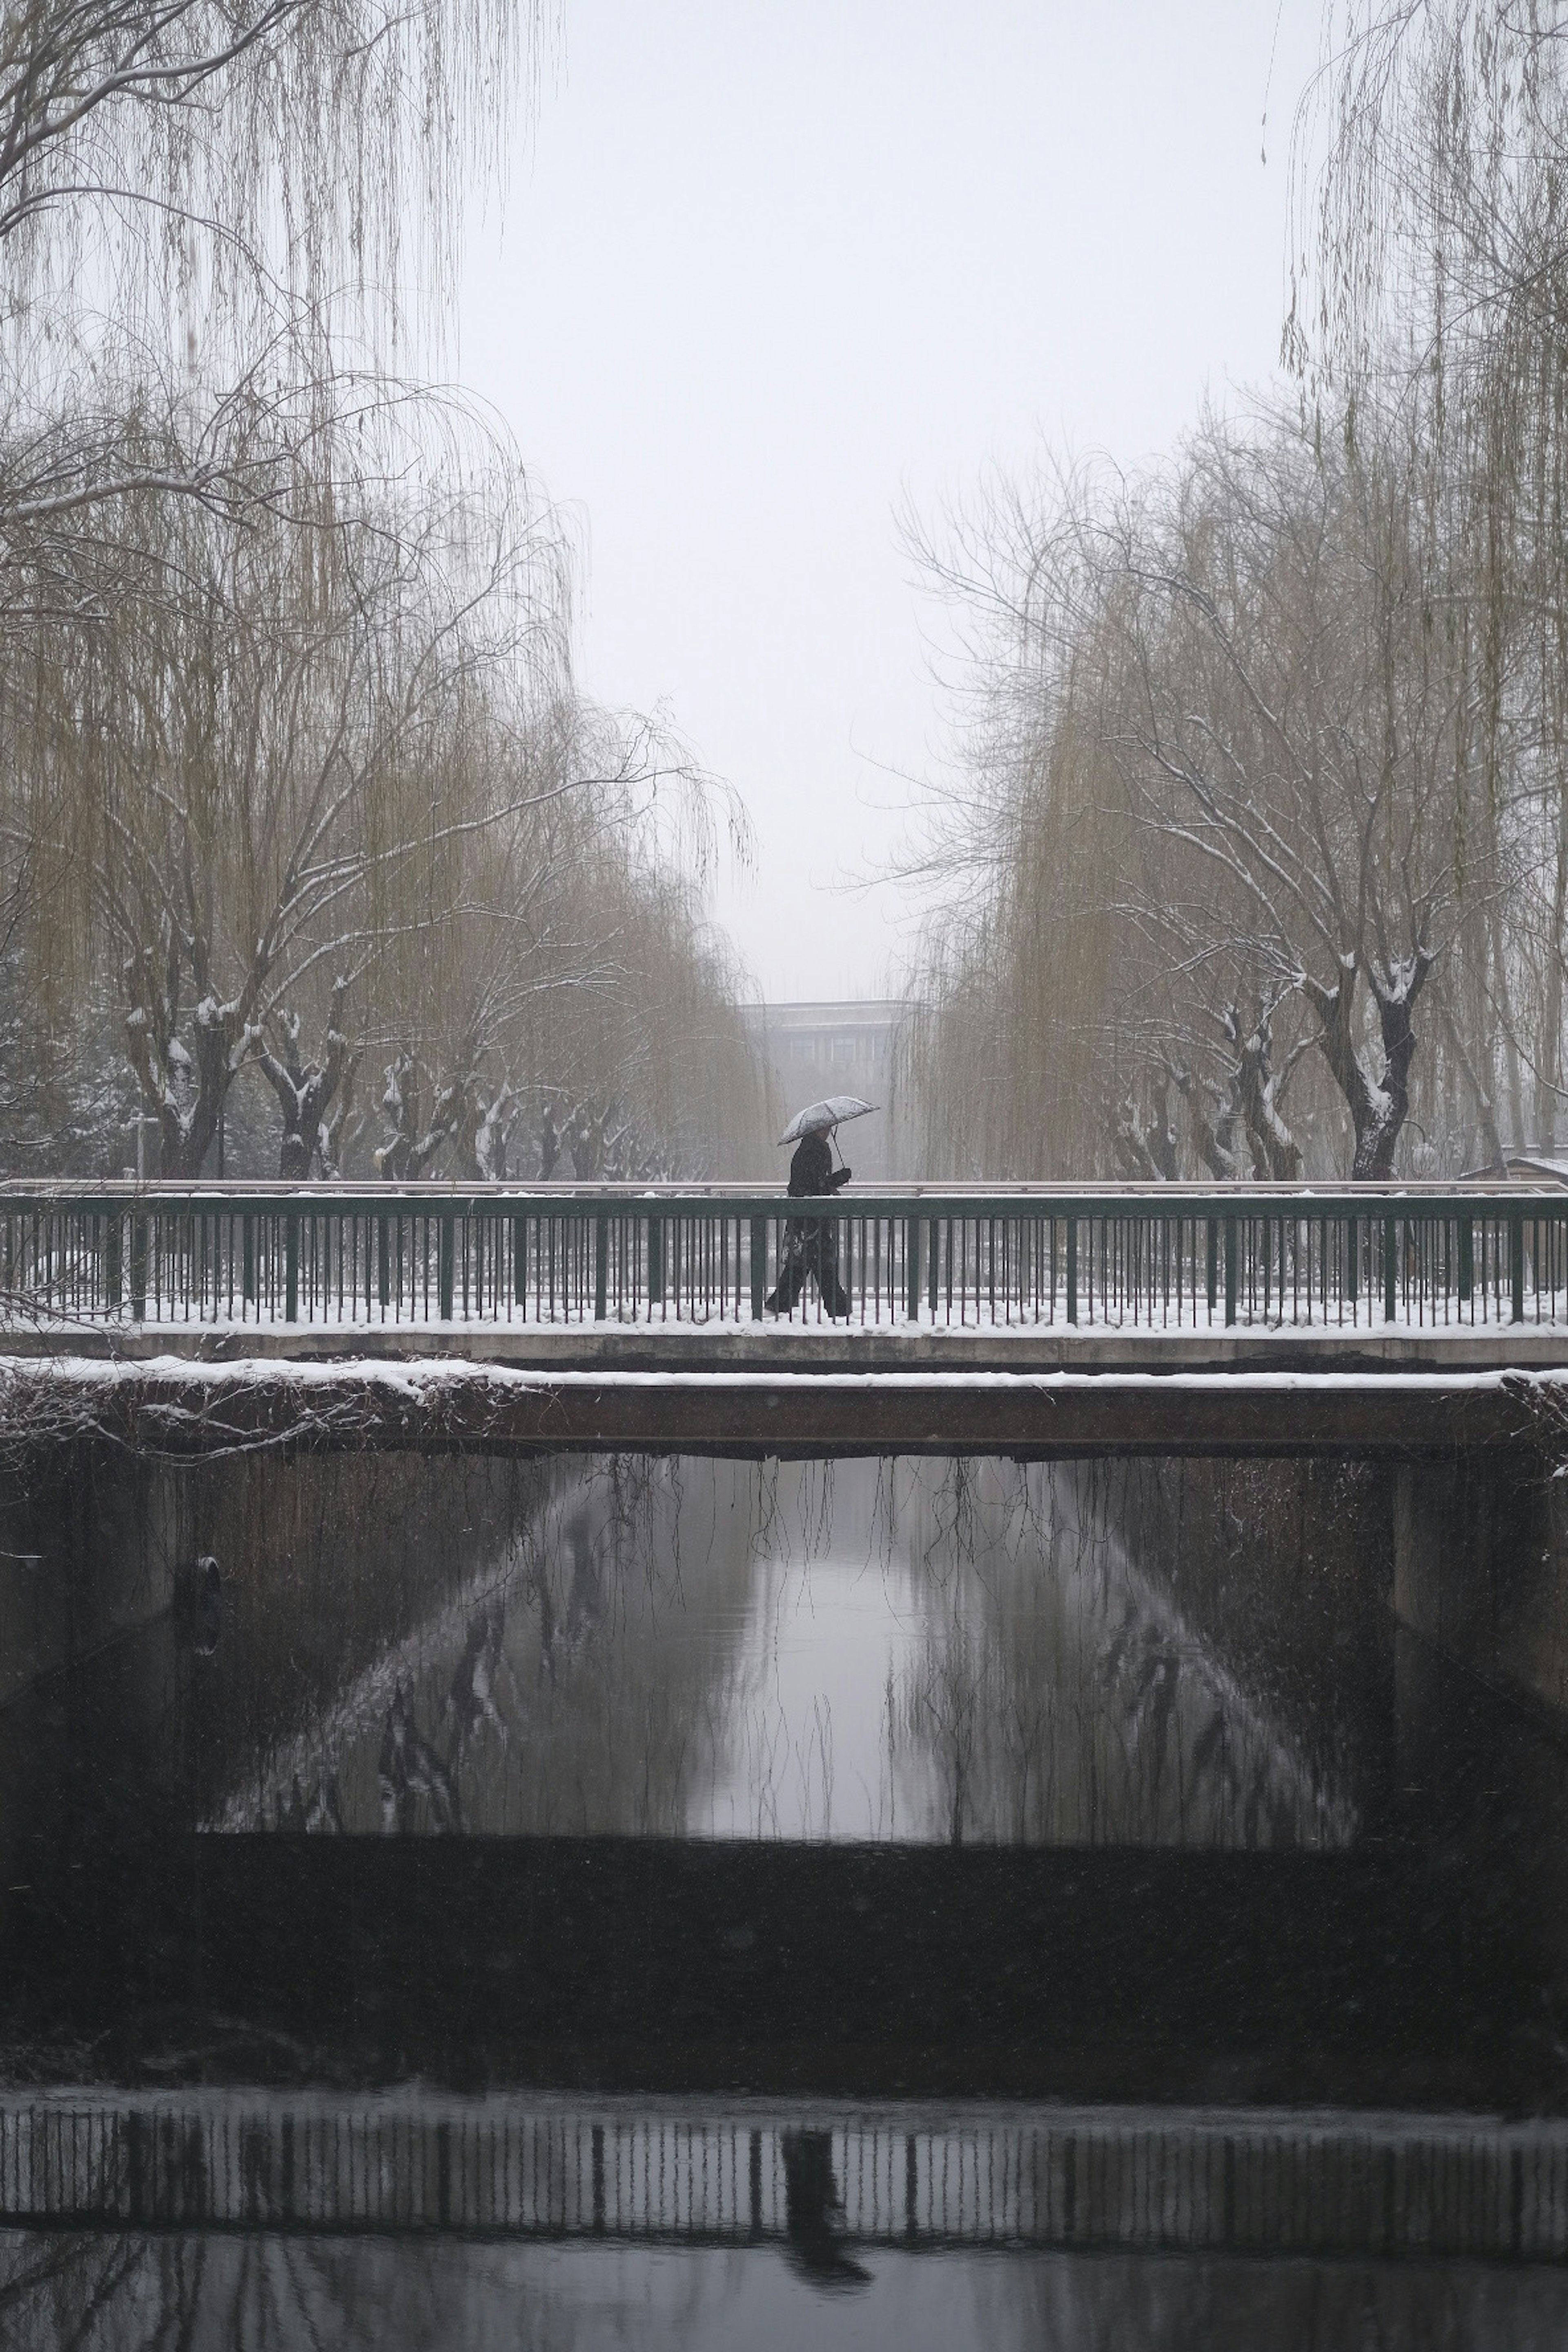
[7,2225,1568,2352]
[0,1443,1565,2347]
[194,1456,1359,1849]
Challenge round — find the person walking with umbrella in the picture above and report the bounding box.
[765,1093,875,1318]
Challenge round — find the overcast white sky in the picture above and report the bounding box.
[458,0,1327,1005]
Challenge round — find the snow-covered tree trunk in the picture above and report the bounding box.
[1169,1062,1243,1181]
[1303,949,1433,1182]
[1226,1008,1303,1182]
[474,1083,517,1180]
[122,922,262,1178]
[254,980,352,1179]
[374,1054,448,1180]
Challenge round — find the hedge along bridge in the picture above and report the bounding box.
[4,1179,1568,1456]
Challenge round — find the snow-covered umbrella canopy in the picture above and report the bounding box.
[777,1095,878,1147]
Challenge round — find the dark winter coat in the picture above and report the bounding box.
[786,1131,851,1198]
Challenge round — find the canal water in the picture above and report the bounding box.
[0,1444,1566,2346]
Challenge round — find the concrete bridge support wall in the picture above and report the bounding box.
[0,1454,181,1712]
[1393,1453,1568,1721]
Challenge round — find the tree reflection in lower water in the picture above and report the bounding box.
[891,1458,1357,1847]
[201,1454,1356,1850]
[3,2223,1565,2352]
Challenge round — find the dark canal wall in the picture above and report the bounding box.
[0,1444,558,1712]
[1392,1450,1568,1721]
[0,1451,178,1711]
[1090,1442,1568,1740]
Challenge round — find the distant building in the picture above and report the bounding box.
[741,1000,909,1179]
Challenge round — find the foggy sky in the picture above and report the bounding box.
[459,0,1327,1005]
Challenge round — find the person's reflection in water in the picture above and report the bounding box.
[780,2130,872,2292]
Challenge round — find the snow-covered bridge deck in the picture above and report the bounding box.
[4,1182,1567,1452]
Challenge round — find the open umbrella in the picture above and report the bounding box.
[777,1095,878,1147]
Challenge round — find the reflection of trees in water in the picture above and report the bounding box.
[209,1451,1355,1849]
[891,1461,1356,1849]
[232,1454,764,1838]
[0,2229,584,2352]
[7,2225,1565,2350]
[180,1450,559,1825]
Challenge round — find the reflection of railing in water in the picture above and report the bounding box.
[4,1180,1568,1330]
[4,2096,1568,2260]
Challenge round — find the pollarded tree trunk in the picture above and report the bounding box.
[1229,1009,1303,1183]
[474,1082,517,1180]
[1170,1062,1243,1180]
[374,1053,448,1180]
[255,981,352,1179]
[122,922,263,1178]
[1303,947,1434,1180]
[317,1054,363,1178]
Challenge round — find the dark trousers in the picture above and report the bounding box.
[766,1220,850,1317]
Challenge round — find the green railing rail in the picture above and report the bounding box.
[0,1180,1565,1330]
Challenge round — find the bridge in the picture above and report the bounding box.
[3,1178,1567,1452]
[3,2087,1564,2263]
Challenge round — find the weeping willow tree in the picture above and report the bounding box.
[0,0,535,325]
[0,0,771,1179]
[0,424,765,1180]
[0,0,546,632]
[1290,0,1568,1156]
[905,399,1494,1183]
[904,4,1568,1183]
[359,692,765,1185]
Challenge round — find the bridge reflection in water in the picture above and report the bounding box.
[4,1448,1568,2343]
[4,2093,1566,2262]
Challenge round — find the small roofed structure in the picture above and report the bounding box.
[1459,1152,1568,1185]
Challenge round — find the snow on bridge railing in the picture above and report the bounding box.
[1,1180,1567,1331]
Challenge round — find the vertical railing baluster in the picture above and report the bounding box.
[593,1210,608,1321]
[1511,1209,1526,1323]
[1223,1214,1237,1327]
[438,1211,456,1321]
[750,1216,766,1320]
[1066,1214,1078,1325]
[1383,1214,1398,1323]
[104,1211,122,1315]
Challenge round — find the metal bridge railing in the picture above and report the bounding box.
[2,1180,1566,1331]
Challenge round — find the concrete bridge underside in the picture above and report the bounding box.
[5,1325,1563,1455]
